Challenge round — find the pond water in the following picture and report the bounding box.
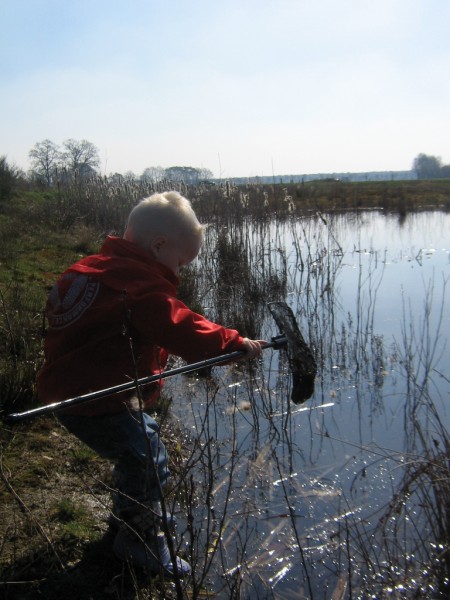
[166,210,449,598]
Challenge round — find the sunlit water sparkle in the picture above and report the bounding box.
[166,210,449,598]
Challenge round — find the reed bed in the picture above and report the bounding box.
[0,177,448,598]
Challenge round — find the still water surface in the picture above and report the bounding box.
[168,210,449,597]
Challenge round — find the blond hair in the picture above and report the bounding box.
[124,191,204,250]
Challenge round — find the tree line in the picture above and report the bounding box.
[26,140,450,184]
[1,140,449,203]
[28,139,100,185]
[26,139,213,186]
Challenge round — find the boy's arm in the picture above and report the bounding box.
[132,293,263,363]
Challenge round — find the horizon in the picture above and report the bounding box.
[2,149,422,180]
[1,1,449,179]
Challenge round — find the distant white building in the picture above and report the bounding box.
[223,170,417,185]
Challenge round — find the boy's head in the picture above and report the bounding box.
[124,191,204,275]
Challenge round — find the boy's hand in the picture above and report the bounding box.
[241,338,268,359]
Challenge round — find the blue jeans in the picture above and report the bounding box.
[58,410,170,514]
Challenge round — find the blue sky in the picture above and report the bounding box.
[1,0,449,178]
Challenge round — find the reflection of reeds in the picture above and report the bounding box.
[373,279,450,597]
[170,214,448,597]
[315,277,449,598]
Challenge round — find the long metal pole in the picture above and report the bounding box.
[6,335,287,423]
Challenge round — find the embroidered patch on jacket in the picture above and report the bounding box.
[48,273,100,328]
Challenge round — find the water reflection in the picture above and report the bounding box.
[166,210,449,598]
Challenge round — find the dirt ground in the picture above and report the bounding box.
[0,415,188,599]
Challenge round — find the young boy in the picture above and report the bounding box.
[37,191,265,576]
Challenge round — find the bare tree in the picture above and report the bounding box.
[61,139,100,176]
[164,166,200,183]
[29,139,61,186]
[141,166,165,182]
[198,167,214,181]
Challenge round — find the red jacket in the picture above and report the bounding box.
[37,236,244,415]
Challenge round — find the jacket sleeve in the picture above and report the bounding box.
[131,292,244,363]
